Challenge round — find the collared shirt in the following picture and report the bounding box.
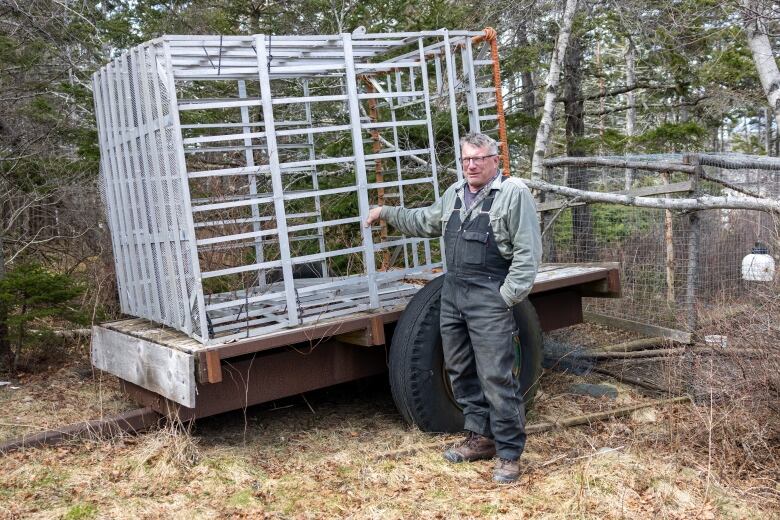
[463,173,500,212]
[380,174,542,306]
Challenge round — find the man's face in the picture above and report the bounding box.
[461,142,499,191]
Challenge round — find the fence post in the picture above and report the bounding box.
[683,154,701,336]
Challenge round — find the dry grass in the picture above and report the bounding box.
[0,359,777,519]
[1,300,778,519]
[0,360,134,443]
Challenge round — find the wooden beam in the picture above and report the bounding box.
[584,312,692,344]
[335,316,386,346]
[92,326,196,407]
[0,407,161,454]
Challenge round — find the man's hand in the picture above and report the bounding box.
[365,206,383,228]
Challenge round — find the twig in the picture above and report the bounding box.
[541,197,581,238]
[589,366,672,394]
[300,393,316,414]
[567,445,625,461]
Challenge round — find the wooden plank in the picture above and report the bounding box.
[205,350,222,383]
[335,329,375,346]
[91,326,196,407]
[537,181,693,212]
[370,316,386,345]
[531,267,612,294]
[583,312,692,344]
[578,268,621,298]
[98,262,620,358]
[336,316,386,346]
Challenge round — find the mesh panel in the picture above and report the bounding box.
[544,153,780,334]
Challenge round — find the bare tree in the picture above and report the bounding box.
[624,37,637,188]
[530,0,580,180]
[741,0,780,128]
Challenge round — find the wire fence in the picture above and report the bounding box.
[541,153,780,336]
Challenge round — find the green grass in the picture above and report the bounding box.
[227,489,255,508]
[63,503,97,520]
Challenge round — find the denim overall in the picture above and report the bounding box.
[440,182,526,460]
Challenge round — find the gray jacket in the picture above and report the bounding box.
[380,175,542,306]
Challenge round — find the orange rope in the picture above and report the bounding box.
[474,27,510,177]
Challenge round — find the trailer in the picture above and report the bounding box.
[93,263,619,429]
[89,29,621,432]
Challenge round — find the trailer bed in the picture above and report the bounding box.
[92,263,619,418]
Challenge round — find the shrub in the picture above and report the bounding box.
[0,263,87,373]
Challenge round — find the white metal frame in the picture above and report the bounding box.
[93,29,503,344]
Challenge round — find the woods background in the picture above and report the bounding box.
[2,0,780,372]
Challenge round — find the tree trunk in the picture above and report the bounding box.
[741,0,780,129]
[563,33,595,262]
[765,107,772,155]
[13,302,24,374]
[625,39,637,189]
[530,0,579,180]
[0,234,8,372]
[662,172,676,303]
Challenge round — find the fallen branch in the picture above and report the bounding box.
[699,171,763,198]
[373,396,690,460]
[596,337,668,353]
[698,153,780,171]
[576,347,685,360]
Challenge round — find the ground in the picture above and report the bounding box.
[0,326,778,519]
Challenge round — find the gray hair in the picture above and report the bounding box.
[460,132,498,155]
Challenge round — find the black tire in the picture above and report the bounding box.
[389,276,543,433]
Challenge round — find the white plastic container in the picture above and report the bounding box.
[741,242,775,282]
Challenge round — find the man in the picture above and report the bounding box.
[365,132,542,483]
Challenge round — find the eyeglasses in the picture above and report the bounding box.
[461,154,497,166]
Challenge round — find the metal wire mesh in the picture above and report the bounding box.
[543,153,780,335]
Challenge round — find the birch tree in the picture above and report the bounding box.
[530,0,579,180]
[740,0,780,128]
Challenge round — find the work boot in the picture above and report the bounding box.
[442,432,496,463]
[492,458,520,483]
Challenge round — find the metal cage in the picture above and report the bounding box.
[93,29,507,344]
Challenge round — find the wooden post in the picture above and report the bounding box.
[661,171,675,303]
[683,155,701,334]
